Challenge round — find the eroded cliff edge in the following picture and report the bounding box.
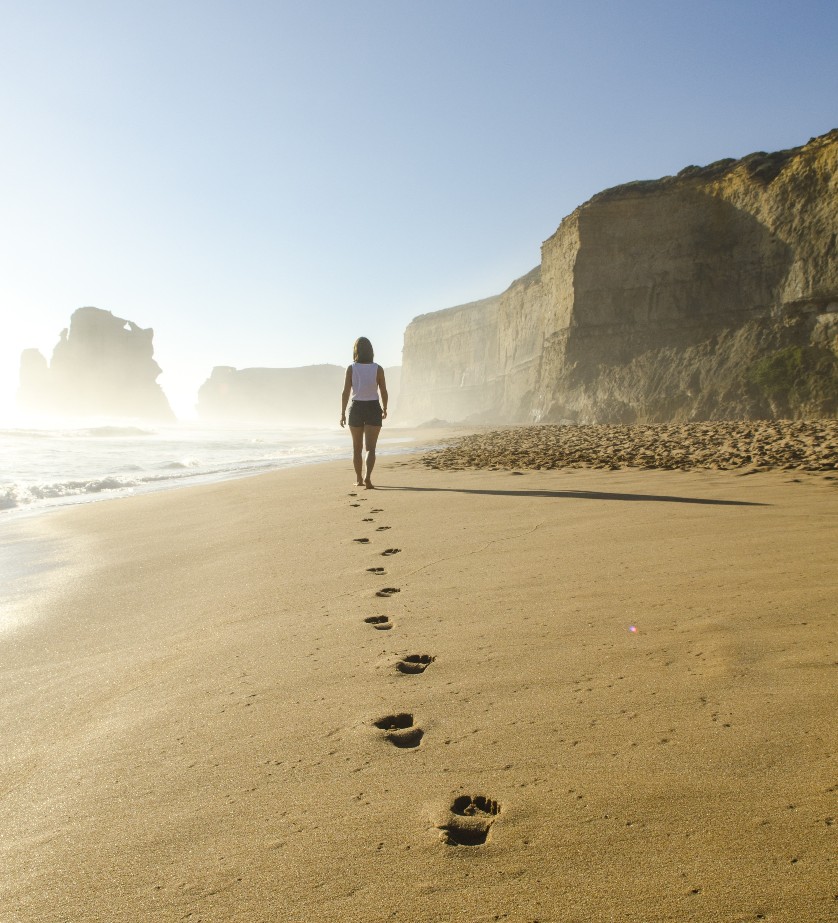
[399,129,838,423]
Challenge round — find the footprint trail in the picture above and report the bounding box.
[438,795,501,846]
[364,615,393,631]
[396,654,435,675]
[374,713,424,749]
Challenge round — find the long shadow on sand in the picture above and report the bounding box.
[376,486,766,507]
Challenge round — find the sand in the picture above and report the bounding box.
[0,433,836,922]
[416,420,838,473]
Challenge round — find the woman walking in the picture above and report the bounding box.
[340,337,388,488]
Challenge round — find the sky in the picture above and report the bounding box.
[1,0,836,421]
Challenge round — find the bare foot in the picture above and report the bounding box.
[364,479,375,489]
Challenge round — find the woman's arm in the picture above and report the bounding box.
[377,366,388,420]
[340,366,352,427]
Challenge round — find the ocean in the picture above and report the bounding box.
[0,422,406,518]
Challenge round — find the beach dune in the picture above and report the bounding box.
[0,449,835,922]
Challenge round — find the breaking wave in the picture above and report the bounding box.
[0,423,363,515]
[1,477,141,510]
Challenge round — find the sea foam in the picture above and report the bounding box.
[0,423,352,516]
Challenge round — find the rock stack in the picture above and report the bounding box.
[17,307,174,421]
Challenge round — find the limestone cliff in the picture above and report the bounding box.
[398,294,502,422]
[17,307,174,421]
[197,364,401,425]
[398,129,838,423]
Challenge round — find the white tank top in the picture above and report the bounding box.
[351,362,379,401]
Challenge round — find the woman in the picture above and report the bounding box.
[340,336,388,489]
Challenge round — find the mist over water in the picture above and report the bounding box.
[0,419,361,516]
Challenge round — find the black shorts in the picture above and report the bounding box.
[348,400,383,427]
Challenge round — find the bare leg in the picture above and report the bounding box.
[349,426,364,486]
[363,425,382,488]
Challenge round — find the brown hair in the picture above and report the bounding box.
[353,337,374,363]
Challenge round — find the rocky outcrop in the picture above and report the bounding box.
[17,307,174,421]
[197,365,345,424]
[197,365,401,425]
[399,129,838,423]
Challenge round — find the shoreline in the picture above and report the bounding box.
[4,419,834,524]
[0,425,462,630]
[0,424,463,521]
[1,444,836,921]
[0,516,75,634]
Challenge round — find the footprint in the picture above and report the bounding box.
[381,548,401,557]
[373,713,424,748]
[396,654,435,675]
[362,518,374,522]
[348,492,358,496]
[350,503,361,507]
[371,508,384,513]
[353,538,370,544]
[438,795,501,846]
[376,587,400,598]
[364,615,393,631]
[375,526,391,531]
[366,567,385,574]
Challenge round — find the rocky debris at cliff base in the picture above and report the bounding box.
[415,421,838,473]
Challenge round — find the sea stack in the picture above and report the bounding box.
[17,306,175,421]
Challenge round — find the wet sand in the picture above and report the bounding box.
[0,440,835,922]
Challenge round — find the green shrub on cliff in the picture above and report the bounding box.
[748,345,838,415]
[749,346,806,399]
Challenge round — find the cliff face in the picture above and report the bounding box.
[399,129,838,423]
[197,364,401,425]
[397,295,501,422]
[17,307,174,421]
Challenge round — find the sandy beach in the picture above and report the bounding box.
[1,427,836,923]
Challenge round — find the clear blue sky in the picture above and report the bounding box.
[2,0,836,419]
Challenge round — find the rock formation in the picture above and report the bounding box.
[398,129,838,423]
[197,365,345,425]
[17,307,174,421]
[197,365,401,425]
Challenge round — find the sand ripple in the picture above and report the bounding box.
[417,420,838,472]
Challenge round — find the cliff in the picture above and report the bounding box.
[17,307,174,421]
[197,365,401,425]
[398,129,838,423]
[398,293,503,422]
